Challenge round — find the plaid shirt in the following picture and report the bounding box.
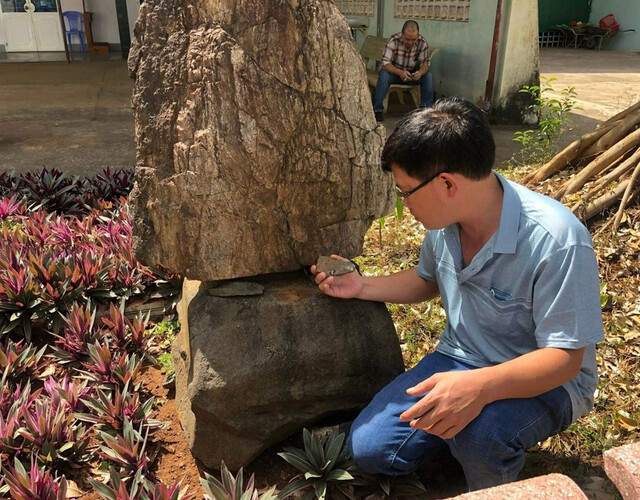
[381,32,430,72]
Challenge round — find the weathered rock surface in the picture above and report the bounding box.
[446,474,588,499]
[173,273,404,470]
[207,281,264,297]
[128,0,393,281]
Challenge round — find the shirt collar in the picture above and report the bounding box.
[493,171,521,254]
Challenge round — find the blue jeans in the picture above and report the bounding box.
[347,352,573,491]
[373,68,435,113]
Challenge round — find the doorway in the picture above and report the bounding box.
[1,0,64,51]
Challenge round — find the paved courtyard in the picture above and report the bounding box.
[0,47,638,175]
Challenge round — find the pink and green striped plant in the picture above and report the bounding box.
[77,381,165,435]
[1,456,68,500]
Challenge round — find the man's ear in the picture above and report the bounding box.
[440,173,457,196]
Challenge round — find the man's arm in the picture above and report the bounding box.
[313,257,439,304]
[381,62,413,81]
[410,62,430,80]
[400,345,585,439]
[410,41,431,80]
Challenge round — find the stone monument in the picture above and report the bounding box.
[129,0,404,470]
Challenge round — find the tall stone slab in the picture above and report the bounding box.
[128,0,393,281]
[173,274,405,470]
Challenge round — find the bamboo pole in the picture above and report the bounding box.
[601,100,640,128]
[555,127,640,199]
[575,147,640,206]
[581,180,629,220]
[581,111,640,158]
[612,159,640,231]
[525,121,616,184]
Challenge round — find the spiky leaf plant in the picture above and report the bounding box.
[1,456,68,500]
[77,381,166,434]
[0,339,47,386]
[0,397,28,460]
[101,302,154,357]
[0,196,27,219]
[144,478,195,500]
[43,375,89,413]
[0,256,49,340]
[96,417,152,479]
[51,303,103,363]
[16,395,91,468]
[78,340,142,389]
[355,472,427,499]
[91,468,194,500]
[277,429,357,500]
[200,461,277,500]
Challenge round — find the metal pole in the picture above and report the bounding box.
[483,0,503,112]
[376,0,384,37]
[114,0,131,59]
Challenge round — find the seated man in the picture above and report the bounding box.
[313,98,603,491]
[374,20,435,122]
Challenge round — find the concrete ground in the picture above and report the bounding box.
[0,56,134,176]
[0,47,638,175]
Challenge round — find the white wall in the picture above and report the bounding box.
[494,0,539,119]
[84,0,139,45]
[589,0,640,51]
[60,0,83,12]
[127,0,138,39]
[0,18,5,48]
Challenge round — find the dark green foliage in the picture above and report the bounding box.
[277,429,358,500]
[201,462,277,500]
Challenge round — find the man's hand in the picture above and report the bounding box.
[311,254,363,299]
[410,71,421,81]
[399,370,488,439]
[399,69,412,82]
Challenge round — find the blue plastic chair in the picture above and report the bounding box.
[63,11,86,53]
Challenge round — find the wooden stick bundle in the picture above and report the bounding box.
[525,101,640,227]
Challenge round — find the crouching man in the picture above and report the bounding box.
[312,97,603,491]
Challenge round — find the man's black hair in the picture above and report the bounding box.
[402,20,419,33]
[381,97,495,181]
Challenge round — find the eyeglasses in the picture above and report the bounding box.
[395,171,446,200]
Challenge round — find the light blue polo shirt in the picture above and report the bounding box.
[416,172,604,422]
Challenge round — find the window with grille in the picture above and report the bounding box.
[394,0,470,22]
[334,0,375,17]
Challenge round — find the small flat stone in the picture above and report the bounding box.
[208,281,265,297]
[315,255,357,276]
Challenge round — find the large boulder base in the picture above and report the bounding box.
[128,0,393,281]
[173,273,404,470]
